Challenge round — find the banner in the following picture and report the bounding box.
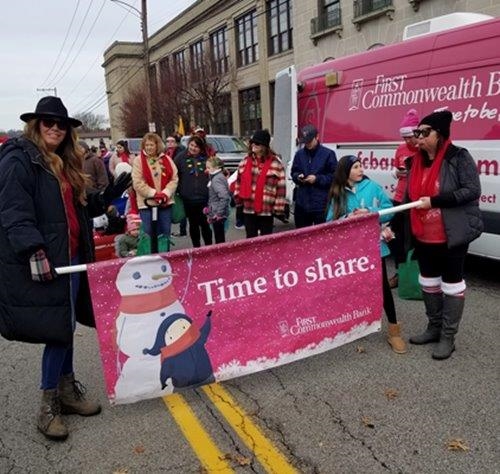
[87,214,383,405]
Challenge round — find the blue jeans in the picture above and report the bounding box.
[41,256,80,390]
[139,206,172,238]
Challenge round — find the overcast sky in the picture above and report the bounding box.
[0,0,197,131]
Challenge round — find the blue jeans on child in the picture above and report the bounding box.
[41,256,80,390]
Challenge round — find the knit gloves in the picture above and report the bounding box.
[29,249,58,282]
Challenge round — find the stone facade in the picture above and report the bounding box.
[103,0,499,142]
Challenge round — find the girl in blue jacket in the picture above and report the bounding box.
[326,155,407,354]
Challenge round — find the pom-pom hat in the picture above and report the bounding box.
[126,213,141,232]
[399,109,420,137]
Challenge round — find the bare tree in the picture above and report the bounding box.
[182,55,236,133]
[73,112,107,131]
[119,54,236,137]
[118,83,148,138]
[156,67,189,136]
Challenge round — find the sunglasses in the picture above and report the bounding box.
[413,128,433,138]
[41,118,69,131]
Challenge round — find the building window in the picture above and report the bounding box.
[213,93,233,134]
[239,86,261,138]
[311,0,342,39]
[236,10,259,67]
[190,40,204,83]
[159,56,171,90]
[210,27,229,75]
[173,50,186,85]
[149,64,158,100]
[323,0,341,28]
[192,100,209,131]
[267,0,293,56]
[354,0,393,18]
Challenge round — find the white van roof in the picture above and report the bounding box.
[402,12,493,41]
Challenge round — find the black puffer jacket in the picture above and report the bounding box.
[406,144,483,249]
[0,138,105,344]
[174,150,209,204]
[432,145,483,248]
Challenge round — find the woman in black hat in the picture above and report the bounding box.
[233,129,287,238]
[407,110,483,360]
[0,96,131,440]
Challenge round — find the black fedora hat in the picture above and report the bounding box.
[20,96,82,128]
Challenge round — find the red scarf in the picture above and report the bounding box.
[140,151,173,190]
[408,139,451,238]
[117,285,177,314]
[160,324,201,359]
[239,154,274,213]
[119,152,130,163]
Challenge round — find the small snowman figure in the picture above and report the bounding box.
[114,255,184,401]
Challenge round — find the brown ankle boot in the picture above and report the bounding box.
[58,374,102,416]
[38,389,68,441]
[387,323,407,354]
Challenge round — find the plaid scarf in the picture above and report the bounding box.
[239,154,274,213]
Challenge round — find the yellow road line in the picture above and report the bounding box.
[163,393,234,473]
[202,384,297,474]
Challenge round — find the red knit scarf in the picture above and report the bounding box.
[118,285,177,314]
[408,139,451,238]
[140,151,173,190]
[119,152,130,163]
[160,324,201,359]
[239,154,273,213]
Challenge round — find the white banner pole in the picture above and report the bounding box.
[54,200,424,274]
[55,263,88,275]
[378,199,423,217]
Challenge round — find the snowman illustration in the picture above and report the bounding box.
[114,255,185,401]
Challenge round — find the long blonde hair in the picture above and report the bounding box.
[23,119,88,204]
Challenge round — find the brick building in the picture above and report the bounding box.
[103,0,500,142]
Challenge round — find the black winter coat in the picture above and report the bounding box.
[0,138,106,345]
[405,144,483,249]
[174,150,209,204]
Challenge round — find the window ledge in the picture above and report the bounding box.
[352,6,395,31]
[408,0,422,12]
[310,25,343,45]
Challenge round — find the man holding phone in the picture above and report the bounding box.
[291,124,337,228]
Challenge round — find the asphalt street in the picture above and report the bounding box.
[0,213,498,473]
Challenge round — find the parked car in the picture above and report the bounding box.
[181,134,247,171]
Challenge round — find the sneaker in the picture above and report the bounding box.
[171,231,187,237]
[234,223,244,230]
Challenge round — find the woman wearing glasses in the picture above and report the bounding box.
[407,110,483,360]
[0,96,131,440]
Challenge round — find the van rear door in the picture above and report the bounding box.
[273,66,298,204]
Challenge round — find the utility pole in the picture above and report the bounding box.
[141,0,155,132]
[37,87,57,96]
